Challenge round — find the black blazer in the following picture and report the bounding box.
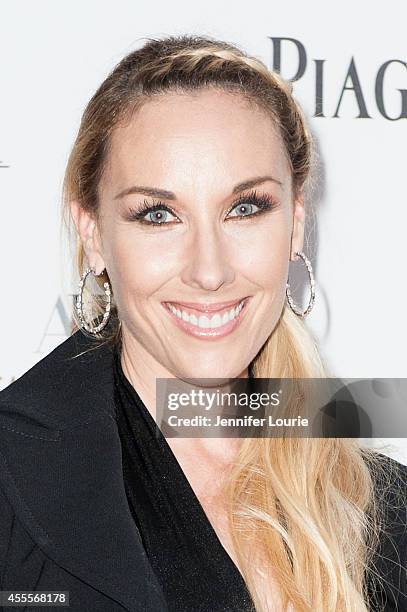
[0,330,406,612]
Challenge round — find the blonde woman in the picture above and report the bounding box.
[0,34,406,612]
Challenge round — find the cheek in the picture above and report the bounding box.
[231,219,291,286]
[105,231,175,306]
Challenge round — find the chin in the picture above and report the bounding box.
[178,364,243,384]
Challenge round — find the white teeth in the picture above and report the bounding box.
[198,315,210,328]
[210,314,222,328]
[167,299,245,328]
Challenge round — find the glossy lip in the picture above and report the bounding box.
[162,296,251,340]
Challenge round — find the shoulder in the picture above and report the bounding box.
[364,451,407,609]
[366,451,407,544]
[369,451,407,524]
[0,331,116,432]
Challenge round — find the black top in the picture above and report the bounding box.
[0,327,406,611]
[113,346,256,612]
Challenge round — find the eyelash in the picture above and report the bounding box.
[125,189,279,227]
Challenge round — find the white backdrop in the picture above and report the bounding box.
[0,0,406,463]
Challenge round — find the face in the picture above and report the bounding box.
[71,90,305,380]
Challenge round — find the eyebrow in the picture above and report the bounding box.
[113,175,283,201]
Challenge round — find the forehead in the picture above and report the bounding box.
[102,90,291,194]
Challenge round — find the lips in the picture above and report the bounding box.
[162,296,250,339]
[163,298,247,317]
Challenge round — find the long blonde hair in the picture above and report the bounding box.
[62,34,397,610]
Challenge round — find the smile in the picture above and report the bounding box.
[162,297,251,339]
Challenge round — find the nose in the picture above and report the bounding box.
[180,224,235,292]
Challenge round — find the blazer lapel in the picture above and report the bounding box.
[0,327,168,612]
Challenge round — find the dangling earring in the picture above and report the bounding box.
[286,251,315,317]
[76,266,111,334]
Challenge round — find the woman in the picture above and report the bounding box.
[0,34,406,612]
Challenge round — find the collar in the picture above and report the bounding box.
[0,325,168,612]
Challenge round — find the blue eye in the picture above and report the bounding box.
[226,191,278,221]
[227,202,259,218]
[126,202,178,226]
[125,189,278,227]
[145,209,175,224]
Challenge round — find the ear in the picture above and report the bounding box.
[69,200,106,274]
[290,190,305,262]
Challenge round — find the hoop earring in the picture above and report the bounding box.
[76,266,111,334]
[286,251,315,317]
